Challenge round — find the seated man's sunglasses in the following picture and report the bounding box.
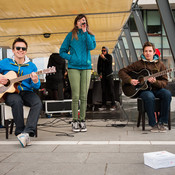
[15,47,27,51]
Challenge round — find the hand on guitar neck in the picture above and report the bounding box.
[147,77,156,84]
[30,72,39,84]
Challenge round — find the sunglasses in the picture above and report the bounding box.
[102,50,106,52]
[16,47,27,51]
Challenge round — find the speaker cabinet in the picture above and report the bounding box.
[44,99,72,114]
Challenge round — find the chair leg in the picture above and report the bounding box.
[35,126,38,137]
[142,112,145,131]
[168,110,171,130]
[137,112,141,127]
[10,120,14,134]
[155,112,159,123]
[5,120,9,139]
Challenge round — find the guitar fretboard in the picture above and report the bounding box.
[10,68,55,84]
[144,68,173,81]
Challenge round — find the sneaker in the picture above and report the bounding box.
[159,124,167,133]
[17,133,28,148]
[110,105,116,111]
[150,124,159,133]
[79,121,87,132]
[72,121,80,132]
[98,105,107,111]
[25,133,32,146]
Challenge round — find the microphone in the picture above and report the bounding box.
[81,22,86,26]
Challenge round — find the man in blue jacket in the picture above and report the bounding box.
[0,37,42,147]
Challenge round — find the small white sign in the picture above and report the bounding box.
[144,151,175,169]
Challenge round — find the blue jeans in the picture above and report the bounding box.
[139,88,172,127]
[5,91,42,136]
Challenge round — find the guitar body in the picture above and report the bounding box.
[122,69,151,98]
[0,66,56,99]
[0,71,18,98]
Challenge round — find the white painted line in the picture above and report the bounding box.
[151,141,175,145]
[109,141,151,145]
[0,141,19,145]
[78,141,109,144]
[0,141,175,145]
[32,141,78,145]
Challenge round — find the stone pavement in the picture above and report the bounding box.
[0,96,175,175]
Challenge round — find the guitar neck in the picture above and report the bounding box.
[144,68,173,81]
[11,70,45,83]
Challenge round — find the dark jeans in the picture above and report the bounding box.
[5,91,42,137]
[46,83,64,100]
[101,75,115,106]
[139,88,172,127]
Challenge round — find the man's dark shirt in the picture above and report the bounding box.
[97,53,113,77]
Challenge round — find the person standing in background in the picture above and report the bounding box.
[63,69,71,99]
[60,14,96,132]
[46,53,65,100]
[97,46,116,111]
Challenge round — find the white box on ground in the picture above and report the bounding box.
[144,151,175,169]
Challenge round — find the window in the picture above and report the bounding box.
[128,15,137,32]
[147,25,161,34]
[147,11,161,35]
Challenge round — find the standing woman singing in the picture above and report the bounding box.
[60,14,96,132]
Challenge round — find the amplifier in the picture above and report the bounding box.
[43,99,72,114]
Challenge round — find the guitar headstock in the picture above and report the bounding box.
[43,66,56,74]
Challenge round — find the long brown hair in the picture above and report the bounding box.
[71,14,94,40]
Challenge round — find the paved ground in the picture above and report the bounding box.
[0,96,175,175]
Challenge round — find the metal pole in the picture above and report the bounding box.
[132,6,148,46]
[156,0,175,61]
[123,23,138,62]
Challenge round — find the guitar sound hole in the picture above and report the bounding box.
[138,82,144,86]
[4,79,10,87]
[138,77,144,85]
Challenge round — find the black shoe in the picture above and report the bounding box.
[72,121,80,132]
[79,121,87,132]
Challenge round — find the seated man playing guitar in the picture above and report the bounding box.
[0,37,42,147]
[118,41,171,133]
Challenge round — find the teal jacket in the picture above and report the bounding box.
[60,29,96,70]
[0,58,41,92]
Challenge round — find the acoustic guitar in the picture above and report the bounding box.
[0,66,56,98]
[122,68,173,98]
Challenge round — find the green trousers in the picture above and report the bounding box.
[68,69,91,121]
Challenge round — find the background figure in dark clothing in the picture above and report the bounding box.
[63,69,71,99]
[46,53,65,100]
[97,46,116,111]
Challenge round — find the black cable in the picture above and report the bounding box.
[56,132,75,137]
[37,118,58,126]
[37,117,71,127]
[106,123,126,127]
[38,128,75,137]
